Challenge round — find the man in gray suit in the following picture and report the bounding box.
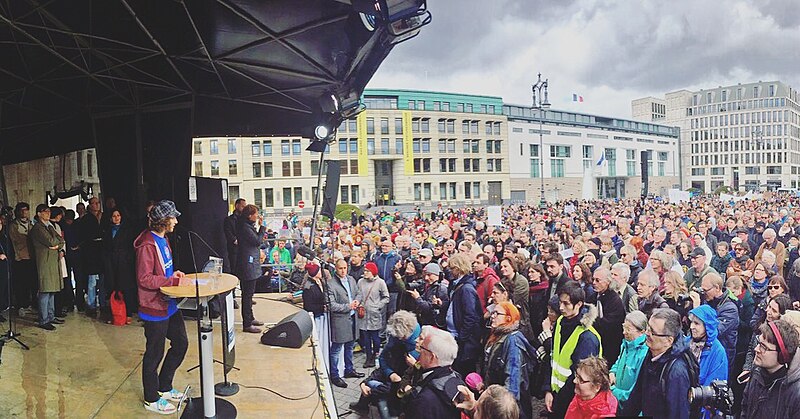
[328,258,364,388]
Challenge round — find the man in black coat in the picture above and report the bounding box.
[80,197,105,317]
[223,198,246,274]
[543,253,569,301]
[589,267,625,366]
[404,326,466,419]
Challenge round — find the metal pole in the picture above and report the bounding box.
[539,111,545,207]
[309,150,325,245]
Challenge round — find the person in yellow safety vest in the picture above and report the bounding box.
[544,281,602,419]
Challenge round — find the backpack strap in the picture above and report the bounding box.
[660,351,699,395]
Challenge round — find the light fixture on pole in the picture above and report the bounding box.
[532,73,551,208]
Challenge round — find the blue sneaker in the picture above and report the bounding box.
[144,397,176,415]
[158,388,185,403]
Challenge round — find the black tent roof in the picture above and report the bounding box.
[0,0,406,164]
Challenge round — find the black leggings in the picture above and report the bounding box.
[241,279,256,328]
[142,311,188,403]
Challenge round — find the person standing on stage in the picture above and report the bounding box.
[30,204,65,331]
[134,200,188,415]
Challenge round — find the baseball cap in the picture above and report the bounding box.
[690,248,706,258]
[419,248,433,258]
[148,200,181,222]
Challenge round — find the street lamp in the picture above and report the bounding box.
[751,128,764,191]
[532,73,551,208]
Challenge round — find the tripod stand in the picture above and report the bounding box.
[0,239,29,365]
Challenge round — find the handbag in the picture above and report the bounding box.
[357,282,378,319]
[110,291,128,326]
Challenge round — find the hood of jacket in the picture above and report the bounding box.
[579,303,598,329]
[567,389,618,417]
[623,333,648,350]
[688,304,719,345]
[134,229,157,249]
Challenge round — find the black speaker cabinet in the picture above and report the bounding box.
[260,310,313,348]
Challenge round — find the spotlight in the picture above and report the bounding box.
[314,124,331,140]
[319,93,340,115]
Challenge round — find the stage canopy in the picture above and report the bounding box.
[0,0,424,164]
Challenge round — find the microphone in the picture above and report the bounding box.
[296,245,334,269]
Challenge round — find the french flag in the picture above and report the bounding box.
[572,94,584,102]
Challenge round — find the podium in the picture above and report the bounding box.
[161,272,238,418]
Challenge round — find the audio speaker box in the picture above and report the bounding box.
[640,150,650,198]
[260,310,313,348]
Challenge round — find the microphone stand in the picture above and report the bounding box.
[0,232,28,366]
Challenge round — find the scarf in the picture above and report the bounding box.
[486,322,518,347]
[690,338,705,362]
[735,254,750,265]
[752,277,769,293]
[530,276,550,293]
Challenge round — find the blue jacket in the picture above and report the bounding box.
[704,292,739,367]
[446,274,483,363]
[374,250,402,290]
[610,334,648,404]
[379,324,421,378]
[621,334,695,419]
[687,305,728,386]
[484,330,535,401]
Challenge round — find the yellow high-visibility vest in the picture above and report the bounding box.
[551,315,602,392]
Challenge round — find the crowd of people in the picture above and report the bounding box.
[234,195,800,419]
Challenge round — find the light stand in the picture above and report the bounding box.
[0,235,29,365]
[532,72,551,209]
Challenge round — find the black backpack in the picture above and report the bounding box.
[660,350,700,418]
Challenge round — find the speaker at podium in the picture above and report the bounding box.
[260,311,313,349]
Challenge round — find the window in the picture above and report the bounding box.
[438,119,446,133]
[551,160,565,177]
[350,159,359,175]
[470,121,478,134]
[408,100,415,109]
[440,183,448,200]
[228,159,237,176]
[367,118,375,135]
[227,139,237,154]
[395,118,403,134]
[254,189,262,209]
[457,103,464,112]
[395,138,403,154]
[422,139,430,153]
[487,159,502,172]
[442,102,450,112]
[282,162,291,177]
[530,159,540,178]
[194,162,203,176]
[263,141,272,156]
[348,119,357,132]
[210,160,220,176]
[292,139,301,155]
[447,119,455,133]
[414,183,422,201]
[462,120,469,134]
[413,158,431,173]
[194,141,203,155]
[465,182,480,199]
[582,145,593,169]
[367,138,375,155]
[339,141,348,154]
[283,187,292,206]
[413,139,421,153]
[351,186,360,204]
[467,104,473,113]
[657,151,668,161]
[493,122,501,135]
[311,160,320,176]
[530,144,539,157]
[421,119,430,133]
[550,145,571,158]
[252,162,261,177]
[281,140,290,156]
[265,188,274,207]
[448,158,456,173]
[293,161,302,176]
[77,151,83,176]
[381,118,389,134]
[87,151,94,177]
[418,101,425,110]
[412,119,420,133]
[293,187,302,205]
[433,101,440,111]
[381,138,390,154]
[251,141,260,156]
[264,162,273,177]
[341,186,350,204]
[210,140,219,155]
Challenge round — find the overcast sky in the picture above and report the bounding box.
[366,0,800,120]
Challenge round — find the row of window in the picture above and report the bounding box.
[691,110,793,129]
[194,160,238,177]
[412,182,485,201]
[693,85,778,106]
[690,125,794,141]
[528,144,668,161]
[691,152,788,167]
[195,159,361,178]
[361,96,500,115]
[690,167,783,176]
[412,158,504,174]
[252,185,361,208]
[690,138,788,153]
[688,97,788,116]
[529,159,667,178]
[338,117,502,136]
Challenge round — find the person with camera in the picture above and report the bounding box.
[395,258,424,312]
[481,301,535,418]
[663,270,693,333]
[408,262,448,327]
[356,261,389,368]
[621,308,697,419]
[455,383,520,419]
[700,273,739,368]
[403,326,466,419]
[686,305,728,392]
[740,319,800,419]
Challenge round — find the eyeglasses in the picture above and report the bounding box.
[419,345,435,355]
[575,375,592,385]
[645,325,672,338]
[768,285,783,290]
[496,282,508,293]
[490,311,509,318]
[620,253,629,257]
[735,248,745,252]
[756,338,778,353]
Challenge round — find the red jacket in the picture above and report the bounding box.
[565,390,618,419]
[134,230,180,318]
[475,268,500,314]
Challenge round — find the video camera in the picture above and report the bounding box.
[689,379,733,419]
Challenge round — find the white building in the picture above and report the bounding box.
[504,105,680,202]
[633,81,800,192]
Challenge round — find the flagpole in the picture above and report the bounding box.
[532,73,551,209]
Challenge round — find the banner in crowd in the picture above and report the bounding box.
[668,189,691,203]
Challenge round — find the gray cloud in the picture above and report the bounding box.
[368,0,800,118]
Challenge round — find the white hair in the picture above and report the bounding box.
[639,268,660,289]
[386,310,419,339]
[611,262,630,282]
[421,325,458,366]
[762,250,777,266]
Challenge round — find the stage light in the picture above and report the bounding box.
[318,93,340,115]
[314,124,331,140]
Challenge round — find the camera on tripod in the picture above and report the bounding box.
[689,379,733,419]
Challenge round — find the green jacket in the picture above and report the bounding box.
[610,334,648,403]
[31,222,65,292]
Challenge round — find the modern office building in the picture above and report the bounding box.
[191,89,511,213]
[504,105,681,202]
[633,81,800,192]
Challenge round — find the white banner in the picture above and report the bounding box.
[487,206,502,226]
[226,292,236,352]
[668,189,690,203]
